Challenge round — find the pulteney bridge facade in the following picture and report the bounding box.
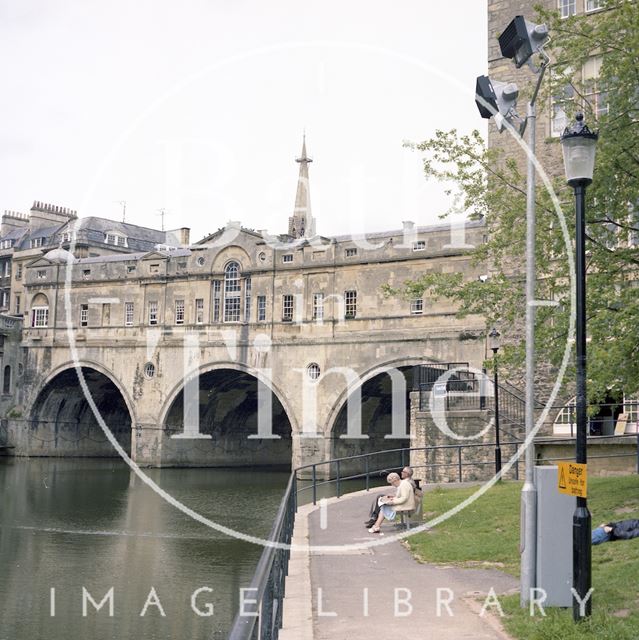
[3,220,488,469]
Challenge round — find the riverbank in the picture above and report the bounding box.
[406,477,639,640]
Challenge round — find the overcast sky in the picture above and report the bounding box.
[0,0,488,242]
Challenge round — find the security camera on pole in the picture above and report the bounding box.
[475,14,550,608]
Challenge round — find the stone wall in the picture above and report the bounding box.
[409,391,521,483]
[535,439,639,477]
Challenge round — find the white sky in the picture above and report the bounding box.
[0,0,488,241]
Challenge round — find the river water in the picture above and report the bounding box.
[0,458,289,640]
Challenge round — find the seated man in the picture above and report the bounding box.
[368,472,415,533]
[592,518,639,545]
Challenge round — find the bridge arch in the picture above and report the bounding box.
[160,362,295,468]
[28,362,135,457]
[326,356,446,466]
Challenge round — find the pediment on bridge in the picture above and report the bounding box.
[196,224,264,246]
[138,250,170,261]
[26,256,55,268]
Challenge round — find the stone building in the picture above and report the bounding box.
[482,0,639,444]
[3,140,492,471]
[0,201,188,321]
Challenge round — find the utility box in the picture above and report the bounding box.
[535,465,574,607]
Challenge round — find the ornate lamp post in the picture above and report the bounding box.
[488,328,502,476]
[560,112,598,621]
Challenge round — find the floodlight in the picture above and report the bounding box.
[498,16,549,68]
[475,75,519,131]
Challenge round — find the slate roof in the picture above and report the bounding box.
[2,228,28,241]
[59,217,170,253]
[74,248,191,265]
[14,225,62,249]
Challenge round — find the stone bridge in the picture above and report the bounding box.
[5,221,488,470]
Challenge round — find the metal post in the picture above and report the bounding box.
[312,465,317,506]
[572,182,592,620]
[493,352,502,476]
[365,456,370,491]
[457,446,463,482]
[521,99,538,607]
[336,459,341,498]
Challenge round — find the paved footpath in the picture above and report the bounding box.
[280,486,519,640]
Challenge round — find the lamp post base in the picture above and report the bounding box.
[573,504,592,620]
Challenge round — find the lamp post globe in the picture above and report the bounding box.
[561,113,598,621]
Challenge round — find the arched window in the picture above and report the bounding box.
[224,261,241,322]
[3,365,11,394]
[31,292,49,328]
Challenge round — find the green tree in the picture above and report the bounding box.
[388,0,639,403]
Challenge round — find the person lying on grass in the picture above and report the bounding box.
[592,518,639,545]
[368,472,415,534]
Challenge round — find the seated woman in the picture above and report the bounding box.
[368,472,415,533]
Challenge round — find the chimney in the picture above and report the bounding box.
[165,227,190,247]
[2,211,29,236]
[29,201,77,231]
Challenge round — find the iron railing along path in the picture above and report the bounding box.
[228,434,639,640]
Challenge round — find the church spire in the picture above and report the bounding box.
[288,134,316,238]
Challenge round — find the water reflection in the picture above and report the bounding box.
[0,458,288,639]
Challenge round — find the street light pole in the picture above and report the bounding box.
[477,16,551,606]
[573,179,592,620]
[488,328,502,476]
[561,113,598,621]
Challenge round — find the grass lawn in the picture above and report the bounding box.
[407,476,639,640]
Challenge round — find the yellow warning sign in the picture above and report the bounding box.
[557,461,587,498]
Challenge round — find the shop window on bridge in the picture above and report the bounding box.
[213,280,221,322]
[175,299,185,325]
[31,293,49,328]
[224,262,241,322]
[148,301,158,326]
[244,276,251,322]
[195,298,204,324]
[313,293,324,321]
[3,365,10,395]
[344,290,357,319]
[257,295,266,322]
[282,294,294,322]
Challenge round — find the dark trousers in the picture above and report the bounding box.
[368,496,382,521]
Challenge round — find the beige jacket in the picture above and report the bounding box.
[389,478,416,512]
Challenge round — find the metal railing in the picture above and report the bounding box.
[228,433,639,639]
[228,440,520,640]
[228,473,296,640]
[294,442,522,505]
